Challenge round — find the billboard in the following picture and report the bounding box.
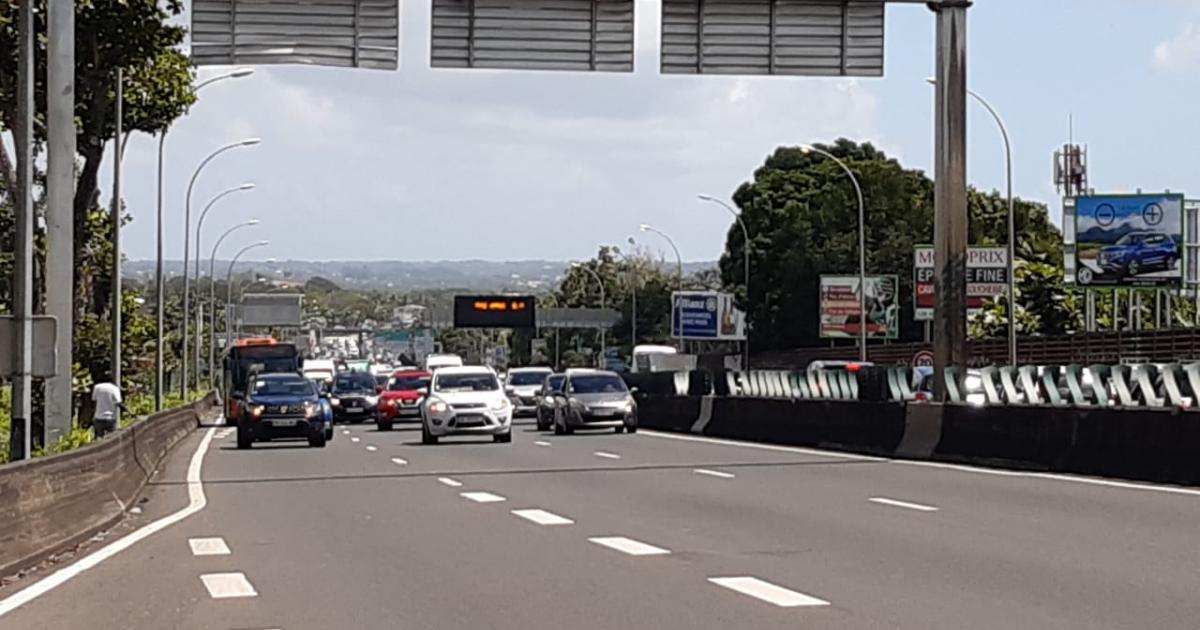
[1073,194,1184,287]
[819,275,898,340]
[913,246,1008,321]
[240,294,303,327]
[671,292,746,341]
[453,295,536,328]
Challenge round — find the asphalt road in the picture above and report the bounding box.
[3,416,1200,629]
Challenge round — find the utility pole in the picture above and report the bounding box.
[112,69,124,403]
[930,1,971,400]
[44,0,77,445]
[12,0,34,459]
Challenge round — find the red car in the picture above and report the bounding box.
[376,370,432,431]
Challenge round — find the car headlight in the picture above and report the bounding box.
[491,398,511,411]
[624,401,635,413]
[429,401,448,413]
[249,405,265,417]
[366,395,379,406]
[304,401,321,417]
[330,398,340,407]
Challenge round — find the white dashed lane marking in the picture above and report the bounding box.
[391,457,408,466]
[188,537,230,556]
[708,577,830,608]
[350,437,361,443]
[588,537,670,556]
[365,445,378,452]
[593,451,621,460]
[512,509,574,526]
[460,491,507,503]
[200,573,258,599]
[694,468,736,479]
[534,441,551,447]
[868,497,939,512]
[438,477,463,487]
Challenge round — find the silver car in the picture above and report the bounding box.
[421,366,513,445]
[551,370,638,435]
[505,367,554,417]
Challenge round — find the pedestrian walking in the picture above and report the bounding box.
[91,380,125,438]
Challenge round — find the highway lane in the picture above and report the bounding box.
[3,417,1200,629]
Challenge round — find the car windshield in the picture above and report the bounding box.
[509,371,550,386]
[545,375,565,393]
[435,373,499,393]
[333,374,376,393]
[569,375,628,394]
[374,374,389,386]
[251,377,314,397]
[389,376,431,391]
[1116,233,1145,245]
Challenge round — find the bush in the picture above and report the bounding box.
[0,386,10,464]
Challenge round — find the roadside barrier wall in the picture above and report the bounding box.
[0,392,218,577]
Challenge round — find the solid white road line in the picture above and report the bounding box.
[534,441,552,447]
[350,437,361,443]
[437,477,463,487]
[588,536,670,556]
[694,468,736,479]
[391,457,408,466]
[188,537,231,556]
[594,451,622,460]
[0,428,217,618]
[708,577,830,608]
[200,572,258,599]
[868,497,939,512]
[365,445,378,452]
[641,430,884,462]
[511,509,574,526]
[461,491,506,503]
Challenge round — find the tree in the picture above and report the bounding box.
[719,139,1063,351]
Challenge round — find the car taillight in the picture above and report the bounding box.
[914,391,930,402]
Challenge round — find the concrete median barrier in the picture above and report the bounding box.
[0,392,218,577]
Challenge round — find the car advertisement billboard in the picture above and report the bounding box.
[1074,194,1184,287]
[913,246,1008,321]
[819,275,899,340]
[671,291,746,340]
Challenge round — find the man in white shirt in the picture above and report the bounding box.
[91,381,124,437]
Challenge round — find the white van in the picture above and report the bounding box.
[424,353,464,373]
[631,345,682,373]
[302,358,337,383]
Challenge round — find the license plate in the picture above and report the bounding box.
[347,407,363,413]
[592,408,617,417]
[271,419,297,427]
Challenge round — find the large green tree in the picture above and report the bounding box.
[718,139,1063,351]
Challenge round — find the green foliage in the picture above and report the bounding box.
[0,386,9,464]
[719,139,1063,350]
[35,426,95,458]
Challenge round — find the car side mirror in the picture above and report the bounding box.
[630,386,639,394]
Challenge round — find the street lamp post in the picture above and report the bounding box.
[800,145,868,362]
[699,194,752,369]
[639,223,684,350]
[156,69,253,410]
[225,242,270,349]
[927,77,1016,366]
[208,220,261,386]
[624,236,639,345]
[195,183,255,383]
[181,137,260,397]
[571,262,607,367]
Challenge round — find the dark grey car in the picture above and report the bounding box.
[552,370,637,435]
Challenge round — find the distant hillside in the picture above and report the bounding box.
[123,259,717,292]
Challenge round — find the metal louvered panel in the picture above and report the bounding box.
[661,0,884,76]
[191,0,399,70]
[431,0,634,72]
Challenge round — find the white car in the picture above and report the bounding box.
[505,367,554,417]
[422,366,513,445]
[424,353,464,373]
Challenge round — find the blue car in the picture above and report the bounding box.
[237,372,330,449]
[1098,232,1178,277]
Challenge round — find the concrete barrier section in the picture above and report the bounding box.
[0,393,218,577]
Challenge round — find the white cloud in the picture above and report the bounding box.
[1154,22,1200,70]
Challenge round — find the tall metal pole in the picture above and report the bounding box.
[111,69,124,401]
[195,184,254,384]
[799,147,867,362]
[931,0,971,399]
[181,138,260,397]
[699,195,752,369]
[625,236,639,345]
[640,224,684,350]
[225,242,269,348]
[209,220,261,387]
[11,0,34,459]
[573,263,606,367]
[44,0,77,444]
[155,69,254,410]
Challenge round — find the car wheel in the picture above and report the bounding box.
[422,422,438,445]
[553,411,564,435]
[627,425,638,434]
[493,432,512,444]
[236,427,252,450]
[325,427,334,440]
[1127,260,1140,276]
[379,420,393,431]
[309,433,327,448]
[563,421,574,436]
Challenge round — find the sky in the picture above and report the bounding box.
[110,0,1200,264]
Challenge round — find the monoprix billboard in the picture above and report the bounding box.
[1073,194,1184,287]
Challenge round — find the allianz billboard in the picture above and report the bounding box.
[1072,193,1184,287]
[671,292,746,341]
